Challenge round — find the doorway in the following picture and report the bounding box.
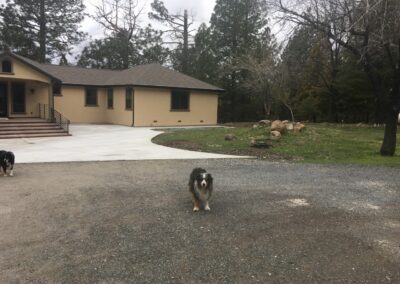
[0,83,7,118]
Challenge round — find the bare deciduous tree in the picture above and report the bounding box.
[149,0,196,73]
[237,53,275,118]
[237,50,296,122]
[93,0,145,68]
[273,0,400,156]
[94,0,144,40]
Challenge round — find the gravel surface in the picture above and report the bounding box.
[0,159,399,283]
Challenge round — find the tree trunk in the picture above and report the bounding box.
[263,102,271,118]
[122,36,130,69]
[380,77,400,156]
[39,0,46,63]
[282,101,295,122]
[328,42,339,123]
[230,71,238,122]
[380,108,398,156]
[182,10,189,74]
[328,87,338,123]
[363,57,384,123]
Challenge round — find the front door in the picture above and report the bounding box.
[0,83,7,118]
[11,82,25,114]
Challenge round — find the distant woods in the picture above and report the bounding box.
[0,0,399,154]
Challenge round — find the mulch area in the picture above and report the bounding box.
[158,140,303,162]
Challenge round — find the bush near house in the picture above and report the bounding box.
[152,123,400,166]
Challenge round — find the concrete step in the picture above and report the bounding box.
[0,125,61,131]
[0,129,66,135]
[0,132,70,139]
[0,123,59,128]
[0,118,48,124]
[0,117,70,139]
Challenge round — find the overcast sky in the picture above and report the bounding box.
[82,0,217,40]
[64,0,215,61]
[0,0,286,61]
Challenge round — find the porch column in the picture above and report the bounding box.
[48,82,54,120]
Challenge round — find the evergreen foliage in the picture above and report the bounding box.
[0,0,86,63]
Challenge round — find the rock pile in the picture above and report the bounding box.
[268,120,306,141]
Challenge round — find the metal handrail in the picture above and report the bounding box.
[38,103,70,134]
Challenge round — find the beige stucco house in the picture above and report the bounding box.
[0,52,222,127]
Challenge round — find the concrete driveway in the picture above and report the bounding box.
[0,124,243,163]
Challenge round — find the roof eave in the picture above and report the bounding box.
[1,51,62,83]
[61,82,224,93]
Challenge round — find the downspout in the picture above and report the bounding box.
[131,87,135,127]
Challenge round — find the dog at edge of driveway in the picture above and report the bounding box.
[0,150,15,177]
[188,168,214,212]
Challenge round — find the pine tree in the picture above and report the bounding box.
[0,0,86,62]
[209,0,272,121]
[78,0,168,69]
[189,24,219,83]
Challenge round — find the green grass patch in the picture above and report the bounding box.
[152,124,400,166]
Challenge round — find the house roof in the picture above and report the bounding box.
[5,52,223,92]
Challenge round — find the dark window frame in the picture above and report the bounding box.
[53,83,62,96]
[85,87,98,107]
[11,82,26,114]
[1,60,12,73]
[125,87,133,110]
[171,89,190,112]
[107,88,114,109]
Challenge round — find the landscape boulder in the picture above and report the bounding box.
[270,130,282,141]
[271,120,287,134]
[286,123,294,131]
[225,133,237,141]
[258,120,271,126]
[294,122,306,132]
[250,137,272,148]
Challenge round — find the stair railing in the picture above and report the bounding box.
[38,103,70,134]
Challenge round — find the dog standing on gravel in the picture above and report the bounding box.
[0,150,15,177]
[189,168,213,212]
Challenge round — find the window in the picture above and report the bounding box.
[107,88,113,109]
[12,83,25,113]
[2,60,12,73]
[125,87,133,110]
[171,90,190,111]
[53,83,62,96]
[85,87,97,106]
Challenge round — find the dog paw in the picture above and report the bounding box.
[205,206,211,211]
[193,207,200,212]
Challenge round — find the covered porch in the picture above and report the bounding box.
[0,53,57,120]
[0,79,52,119]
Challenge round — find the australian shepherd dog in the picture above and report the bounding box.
[189,168,214,212]
[0,151,15,177]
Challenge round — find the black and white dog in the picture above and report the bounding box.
[188,168,213,212]
[0,151,15,177]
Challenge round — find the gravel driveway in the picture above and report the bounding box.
[0,159,399,283]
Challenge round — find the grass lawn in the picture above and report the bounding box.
[152,123,400,166]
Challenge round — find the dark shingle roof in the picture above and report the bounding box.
[8,53,223,92]
[108,64,221,90]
